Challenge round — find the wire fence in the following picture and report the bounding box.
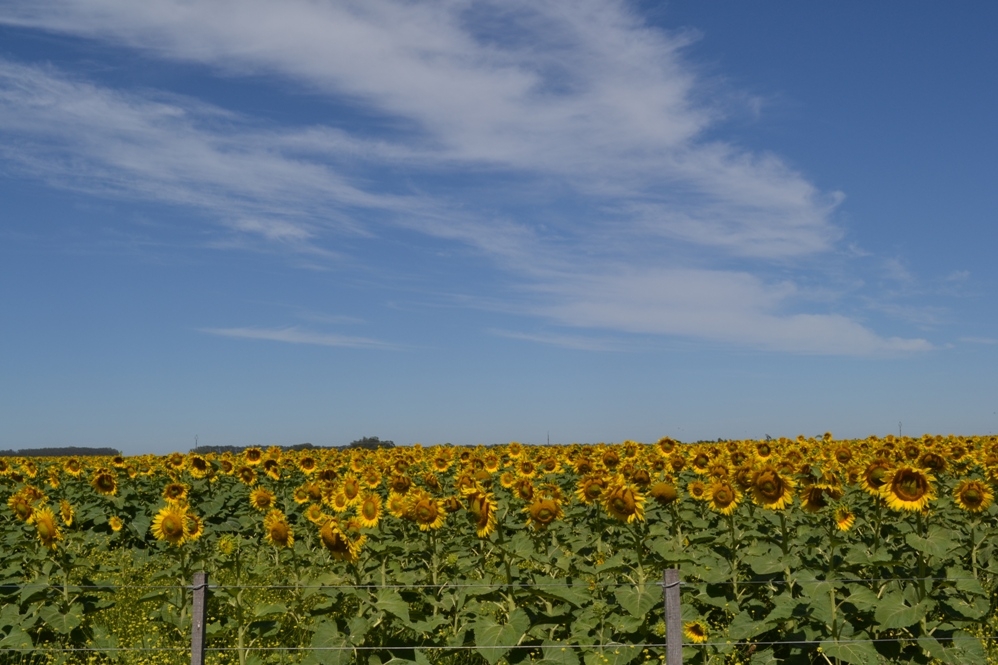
[1,571,994,664]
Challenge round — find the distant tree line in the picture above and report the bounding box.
[0,446,121,457]
[192,437,395,455]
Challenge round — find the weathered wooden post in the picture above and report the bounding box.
[662,568,682,665]
[191,572,208,665]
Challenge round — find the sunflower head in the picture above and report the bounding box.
[881,466,935,512]
[513,479,535,502]
[244,447,263,465]
[356,493,382,529]
[954,479,994,513]
[163,482,189,505]
[465,490,497,537]
[603,479,645,523]
[151,505,189,546]
[751,467,794,510]
[861,459,892,496]
[188,455,211,479]
[687,480,708,501]
[305,503,327,525]
[91,470,118,496]
[683,620,708,644]
[32,507,62,550]
[707,481,740,515]
[8,493,34,522]
[656,437,677,456]
[263,510,293,548]
[109,516,124,532]
[249,487,276,512]
[649,481,679,505]
[525,498,563,531]
[63,458,83,477]
[236,466,257,486]
[59,500,74,527]
[409,496,446,531]
[576,476,607,505]
[800,486,830,513]
[834,507,855,532]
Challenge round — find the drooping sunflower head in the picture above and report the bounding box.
[649,481,679,506]
[800,486,830,513]
[707,481,740,515]
[881,466,935,512]
[603,479,646,523]
[683,620,708,644]
[631,469,652,487]
[465,490,498,537]
[151,505,189,547]
[525,498,563,531]
[356,493,382,529]
[91,469,118,496]
[163,482,189,505]
[248,487,275,512]
[834,507,855,532]
[32,507,62,550]
[7,493,34,522]
[319,519,363,562]
[59,500,74,527]
[751,467,794,510]
[954,479,994,513]
[185,513,204,542]
[263,510,293,548]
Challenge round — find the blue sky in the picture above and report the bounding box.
[1,1,996,454]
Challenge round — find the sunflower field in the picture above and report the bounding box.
[3,434,998,665]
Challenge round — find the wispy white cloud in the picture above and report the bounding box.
[200,326,398,350]
[488,329,624,352]
[0,1,933,355]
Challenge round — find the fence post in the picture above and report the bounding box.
[191,571,208,665]
[663,568,682,665]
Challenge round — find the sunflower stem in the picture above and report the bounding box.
[727,514,739,599]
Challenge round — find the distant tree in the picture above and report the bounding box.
[348,436,395,450]
[12,446,120,457]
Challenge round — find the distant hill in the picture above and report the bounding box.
[0,446,121,457]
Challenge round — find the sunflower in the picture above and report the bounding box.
[62,458,83,477]
[341,475,362,504]
[109,516,124,532]
[293,485,311,504]
[834,507,855,532]
[707,481,740,515]
[298,455,318,475]
[217,535,237,556]
[687,480,708,501]
[431,456,452,473]
[517,459,538,478]
[188,454,211,479]
[649,481,678,505]
[751,467,794,510]
[163,482,189,505]
[881,466,935,512]
[513,478,535,502]
[464,489,497,537]
[319,519,364,562]
[656,437,678,456]
[832,446,853,465]
[499,471,516,489]
[386,492,408,519]
[525,498,563,531]
[249,487,276,512]
[409,496,446,531]
[186,514,204,541]
[690,452,711,475]
[7,493,33,522]
[47,470,60,489]
[244,447,264,466]
[954,479,994,513]
[861,459,892,496]
[151,505,189,546]
[219,459,235,475]
[263,510,294,548]
[262,458,281,481]
[91,469,118,496]
[356,493,382,529]
[60,500,74,527]
[236,466,257,486]
[603,478,645,523]
[800,486,830,513]
[389,474,412,494]
[755,441,774,461]
[0,459,10,476]
[31,507,62,550]
[683,620,708,644]
[576,475,607,505]
[305,503,327,525]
